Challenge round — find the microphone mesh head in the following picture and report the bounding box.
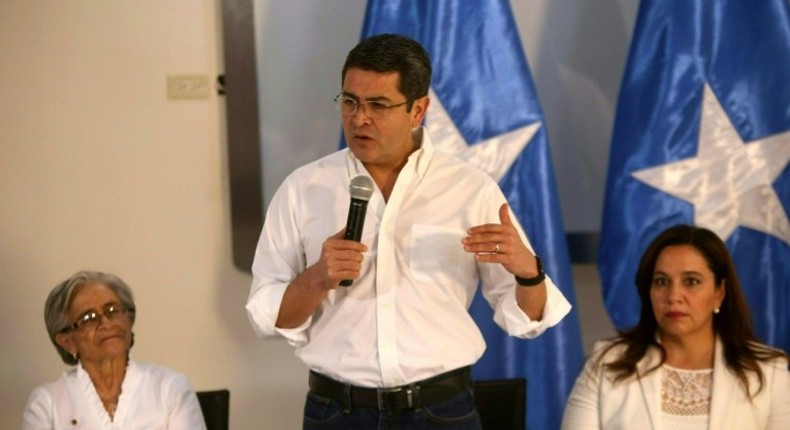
[349,175,374,201]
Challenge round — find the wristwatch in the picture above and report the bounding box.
[515,256,545,287]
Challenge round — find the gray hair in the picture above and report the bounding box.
[45,270,136,365]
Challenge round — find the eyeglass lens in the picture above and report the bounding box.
[334,95,406,119]
[70,304,129,332]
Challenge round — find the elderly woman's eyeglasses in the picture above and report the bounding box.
[60,303,134,333]
[334,94,409,120]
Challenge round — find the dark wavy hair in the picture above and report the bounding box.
[600,225,787,398]
[341,33,431,112]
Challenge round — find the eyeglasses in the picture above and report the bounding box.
[60,303,134,333]
[334,94,409,119]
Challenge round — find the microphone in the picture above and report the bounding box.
[339,175,374,287]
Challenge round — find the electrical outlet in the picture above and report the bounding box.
[167,74,210,99]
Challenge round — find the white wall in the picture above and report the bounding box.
[1,1,624,428]
[0,1,301,428]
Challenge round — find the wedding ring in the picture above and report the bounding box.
[494,243,500,253]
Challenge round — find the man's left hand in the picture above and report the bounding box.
[462,203,541,279]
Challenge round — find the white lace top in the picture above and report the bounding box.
[661,364,713,430]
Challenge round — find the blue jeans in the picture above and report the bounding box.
[302,388,482,430]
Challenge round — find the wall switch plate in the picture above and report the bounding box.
[167,74,210,99]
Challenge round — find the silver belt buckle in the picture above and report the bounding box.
[377,386,413,409]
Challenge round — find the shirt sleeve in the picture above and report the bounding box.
[479,197,572,338]
[560,344,606,430]
[492,275,572,339]
[767,356,790,429]
[20,387,54,430]
[245,176,312,345]
[165,372,207,430]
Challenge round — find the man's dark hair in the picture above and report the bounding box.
[342,33,431,110]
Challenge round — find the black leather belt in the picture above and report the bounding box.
[308,367,471,411]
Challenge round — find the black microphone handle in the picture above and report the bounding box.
[339,198,368,286]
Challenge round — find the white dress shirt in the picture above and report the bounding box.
[21,360,206,430]
[247,127,571,388]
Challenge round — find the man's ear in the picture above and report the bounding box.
[411,96,430,128]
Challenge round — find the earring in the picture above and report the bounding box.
[71,352,78,361]
[713,308,720,314]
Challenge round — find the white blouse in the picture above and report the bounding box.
[21,360,206,430]
[661,365,712,430]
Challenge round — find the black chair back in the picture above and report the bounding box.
[197,389,230,430]
[472,378,526,430]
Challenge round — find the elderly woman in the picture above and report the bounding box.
[22,271,206,429]
[561,225,790,430]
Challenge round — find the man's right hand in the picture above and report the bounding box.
[275,229,367,328]
[315,228,368,289]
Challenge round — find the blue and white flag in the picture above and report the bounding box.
[360,1,584,428]
[599,0,790,353]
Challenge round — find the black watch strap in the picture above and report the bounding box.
[515,256,545,287]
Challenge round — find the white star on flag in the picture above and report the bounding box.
[425,88,541,182]
[632,84,790,246]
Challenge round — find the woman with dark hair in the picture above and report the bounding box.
[561,225,790,429]
[22,271,205,429]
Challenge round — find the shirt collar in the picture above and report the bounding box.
[344,126,434,180]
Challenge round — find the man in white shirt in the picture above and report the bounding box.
[246,33,571,429]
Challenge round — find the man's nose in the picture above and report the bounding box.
[350,104,373,124]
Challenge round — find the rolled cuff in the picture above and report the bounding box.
[246,282,311,346]
[493,276,572,339]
